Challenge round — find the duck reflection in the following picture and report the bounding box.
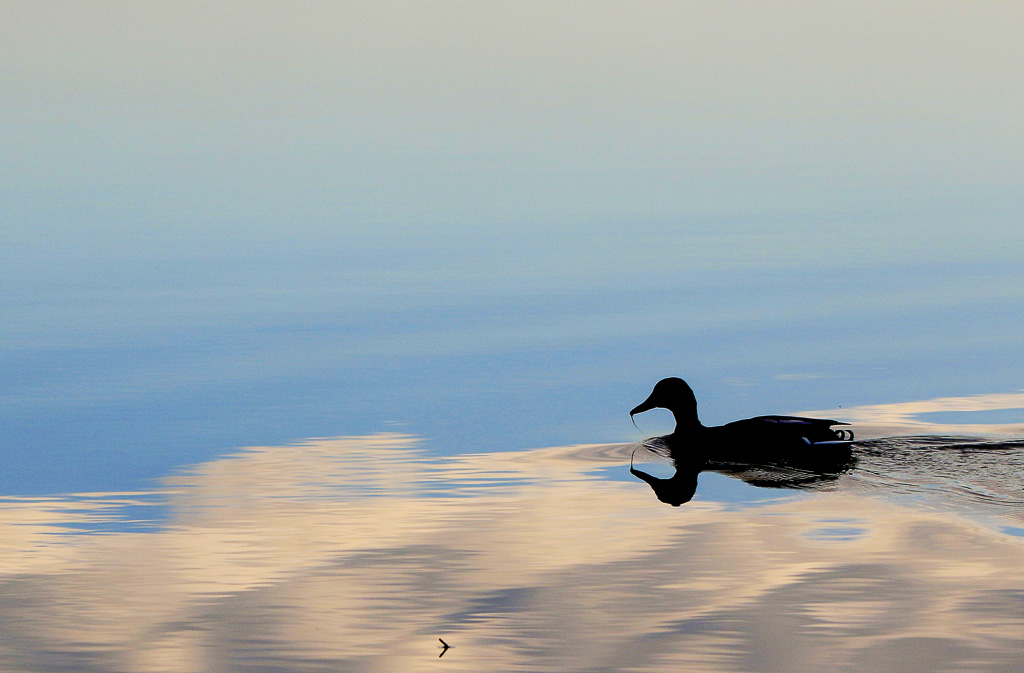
[629,378,857,506]
[629,437,857,506]
[629,446,700,507]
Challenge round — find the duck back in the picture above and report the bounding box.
[720,415,847,444]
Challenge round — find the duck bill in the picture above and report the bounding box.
[629,465,660,486]
[629,395,658,419]
[630,402,654,430]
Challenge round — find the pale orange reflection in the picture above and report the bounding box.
[0,432,1022,672]
[802,391,1024,438]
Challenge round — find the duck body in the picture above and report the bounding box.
[631,378,853,463]
[629,377,857,505]
[716,414,849,445]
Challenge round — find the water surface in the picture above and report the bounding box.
[4,5,1024,670]
[3,425,1023,672]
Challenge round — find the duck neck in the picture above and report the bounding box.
[671,407,702,434]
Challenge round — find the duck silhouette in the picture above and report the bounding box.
[630,377,853,455]
[629,377,856,505]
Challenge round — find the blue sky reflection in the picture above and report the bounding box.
[3,3,1023,494]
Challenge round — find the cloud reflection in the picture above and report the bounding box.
[802,390,1024,438]
[1,430,1023,671]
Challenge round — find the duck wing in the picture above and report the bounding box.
[742,415,848,427]
[722,415,852,443]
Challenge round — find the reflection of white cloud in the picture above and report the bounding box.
[801,391,1024,438]
[0,433,1022,671]
[0,492,162,574]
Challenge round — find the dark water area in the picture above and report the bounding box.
[3,434,1024,672]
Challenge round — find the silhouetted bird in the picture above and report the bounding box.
[628,378,857,506]
[630,377,853,457]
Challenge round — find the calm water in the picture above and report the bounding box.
[5,171,1024,673]
[7,148,1024,673]
[2,428,1024,672]
[5,4,1024,670]
[4,244,1023,494]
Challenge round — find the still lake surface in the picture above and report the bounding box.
[6,4,1024,668]
[3,221,1024,671]
[3,432,1024,671]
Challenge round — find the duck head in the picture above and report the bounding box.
[630,377,701,431]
